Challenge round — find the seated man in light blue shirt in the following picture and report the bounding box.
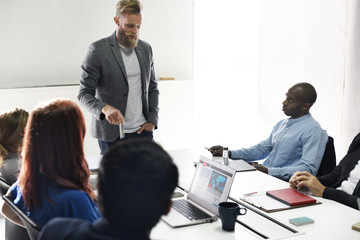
[210,82,328,181]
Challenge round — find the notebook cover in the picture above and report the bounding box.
[289,217,314,226]
[266,188,316,206]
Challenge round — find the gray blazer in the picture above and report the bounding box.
[78,32,159,142]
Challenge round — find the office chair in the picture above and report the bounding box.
[2,195,41,240]
[317,136,336,177]
[1,176,31,240]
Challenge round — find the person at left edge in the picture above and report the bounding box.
[78,0,159,155]
[0,108,29,185]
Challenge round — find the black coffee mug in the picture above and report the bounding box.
[218,202,247,231]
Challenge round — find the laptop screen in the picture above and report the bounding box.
[187,156,236,215]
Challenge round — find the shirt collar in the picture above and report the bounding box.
[118,42,135,55]
[5,151,19,160]
[286,113,311,126]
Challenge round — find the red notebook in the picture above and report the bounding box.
[266,188,317,206]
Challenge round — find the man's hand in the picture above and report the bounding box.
[289,171,302,189]
[289,171,325,197]
[208,145,223,157]
[137,122,155,134]
[102,105,124,125]
[251,163,268,174]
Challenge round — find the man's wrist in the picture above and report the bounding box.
[101,104,110,114]
[319,186,326,197]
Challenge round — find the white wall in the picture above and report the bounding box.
[193,0,360,162]
[0,0,193,88]
[193,0,262,150]
[258,0,359,159]
[341,0,360,157]
[141,0,194,80]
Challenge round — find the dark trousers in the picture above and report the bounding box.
[98,130,153,155]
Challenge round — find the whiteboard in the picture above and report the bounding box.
[0,0,193,89]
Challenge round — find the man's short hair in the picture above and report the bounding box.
[116,0,142,17]
[292,82,317,105]
[98,139,178,233]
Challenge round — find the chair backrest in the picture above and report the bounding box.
[0,176,10,196]
[2,195,42,240]
[317,136,336,177]
[4,218,31,240]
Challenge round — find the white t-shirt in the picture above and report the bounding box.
[337,159,360,195]
[119,44,146,133]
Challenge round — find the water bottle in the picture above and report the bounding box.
[223,147,229,166]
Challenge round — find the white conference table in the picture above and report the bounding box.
[149,148,360,240]
[86,148,360,240]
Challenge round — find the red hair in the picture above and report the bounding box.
[18,99,96,208]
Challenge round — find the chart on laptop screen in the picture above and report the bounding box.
[190,160,232,208]
[208,171,227,195]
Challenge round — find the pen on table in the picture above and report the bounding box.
[243,192,258,196]
[241,198,261,208]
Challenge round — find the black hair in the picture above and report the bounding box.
[292,82,317,105]
[98,139,178,233]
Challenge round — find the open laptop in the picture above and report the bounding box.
[161,156,236,228]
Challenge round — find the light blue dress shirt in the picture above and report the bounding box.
[231,114,328,181]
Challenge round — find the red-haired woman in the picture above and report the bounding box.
[1,99,100,227]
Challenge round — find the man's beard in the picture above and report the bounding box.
[118,27,138,49]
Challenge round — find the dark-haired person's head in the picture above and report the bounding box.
[282,82,317,119]
[19,98,95,208]
[98,139,178,235]
[0,108,29,165]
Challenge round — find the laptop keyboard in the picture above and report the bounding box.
[172,199,212,220]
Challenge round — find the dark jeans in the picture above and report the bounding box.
[98,130,153,155]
